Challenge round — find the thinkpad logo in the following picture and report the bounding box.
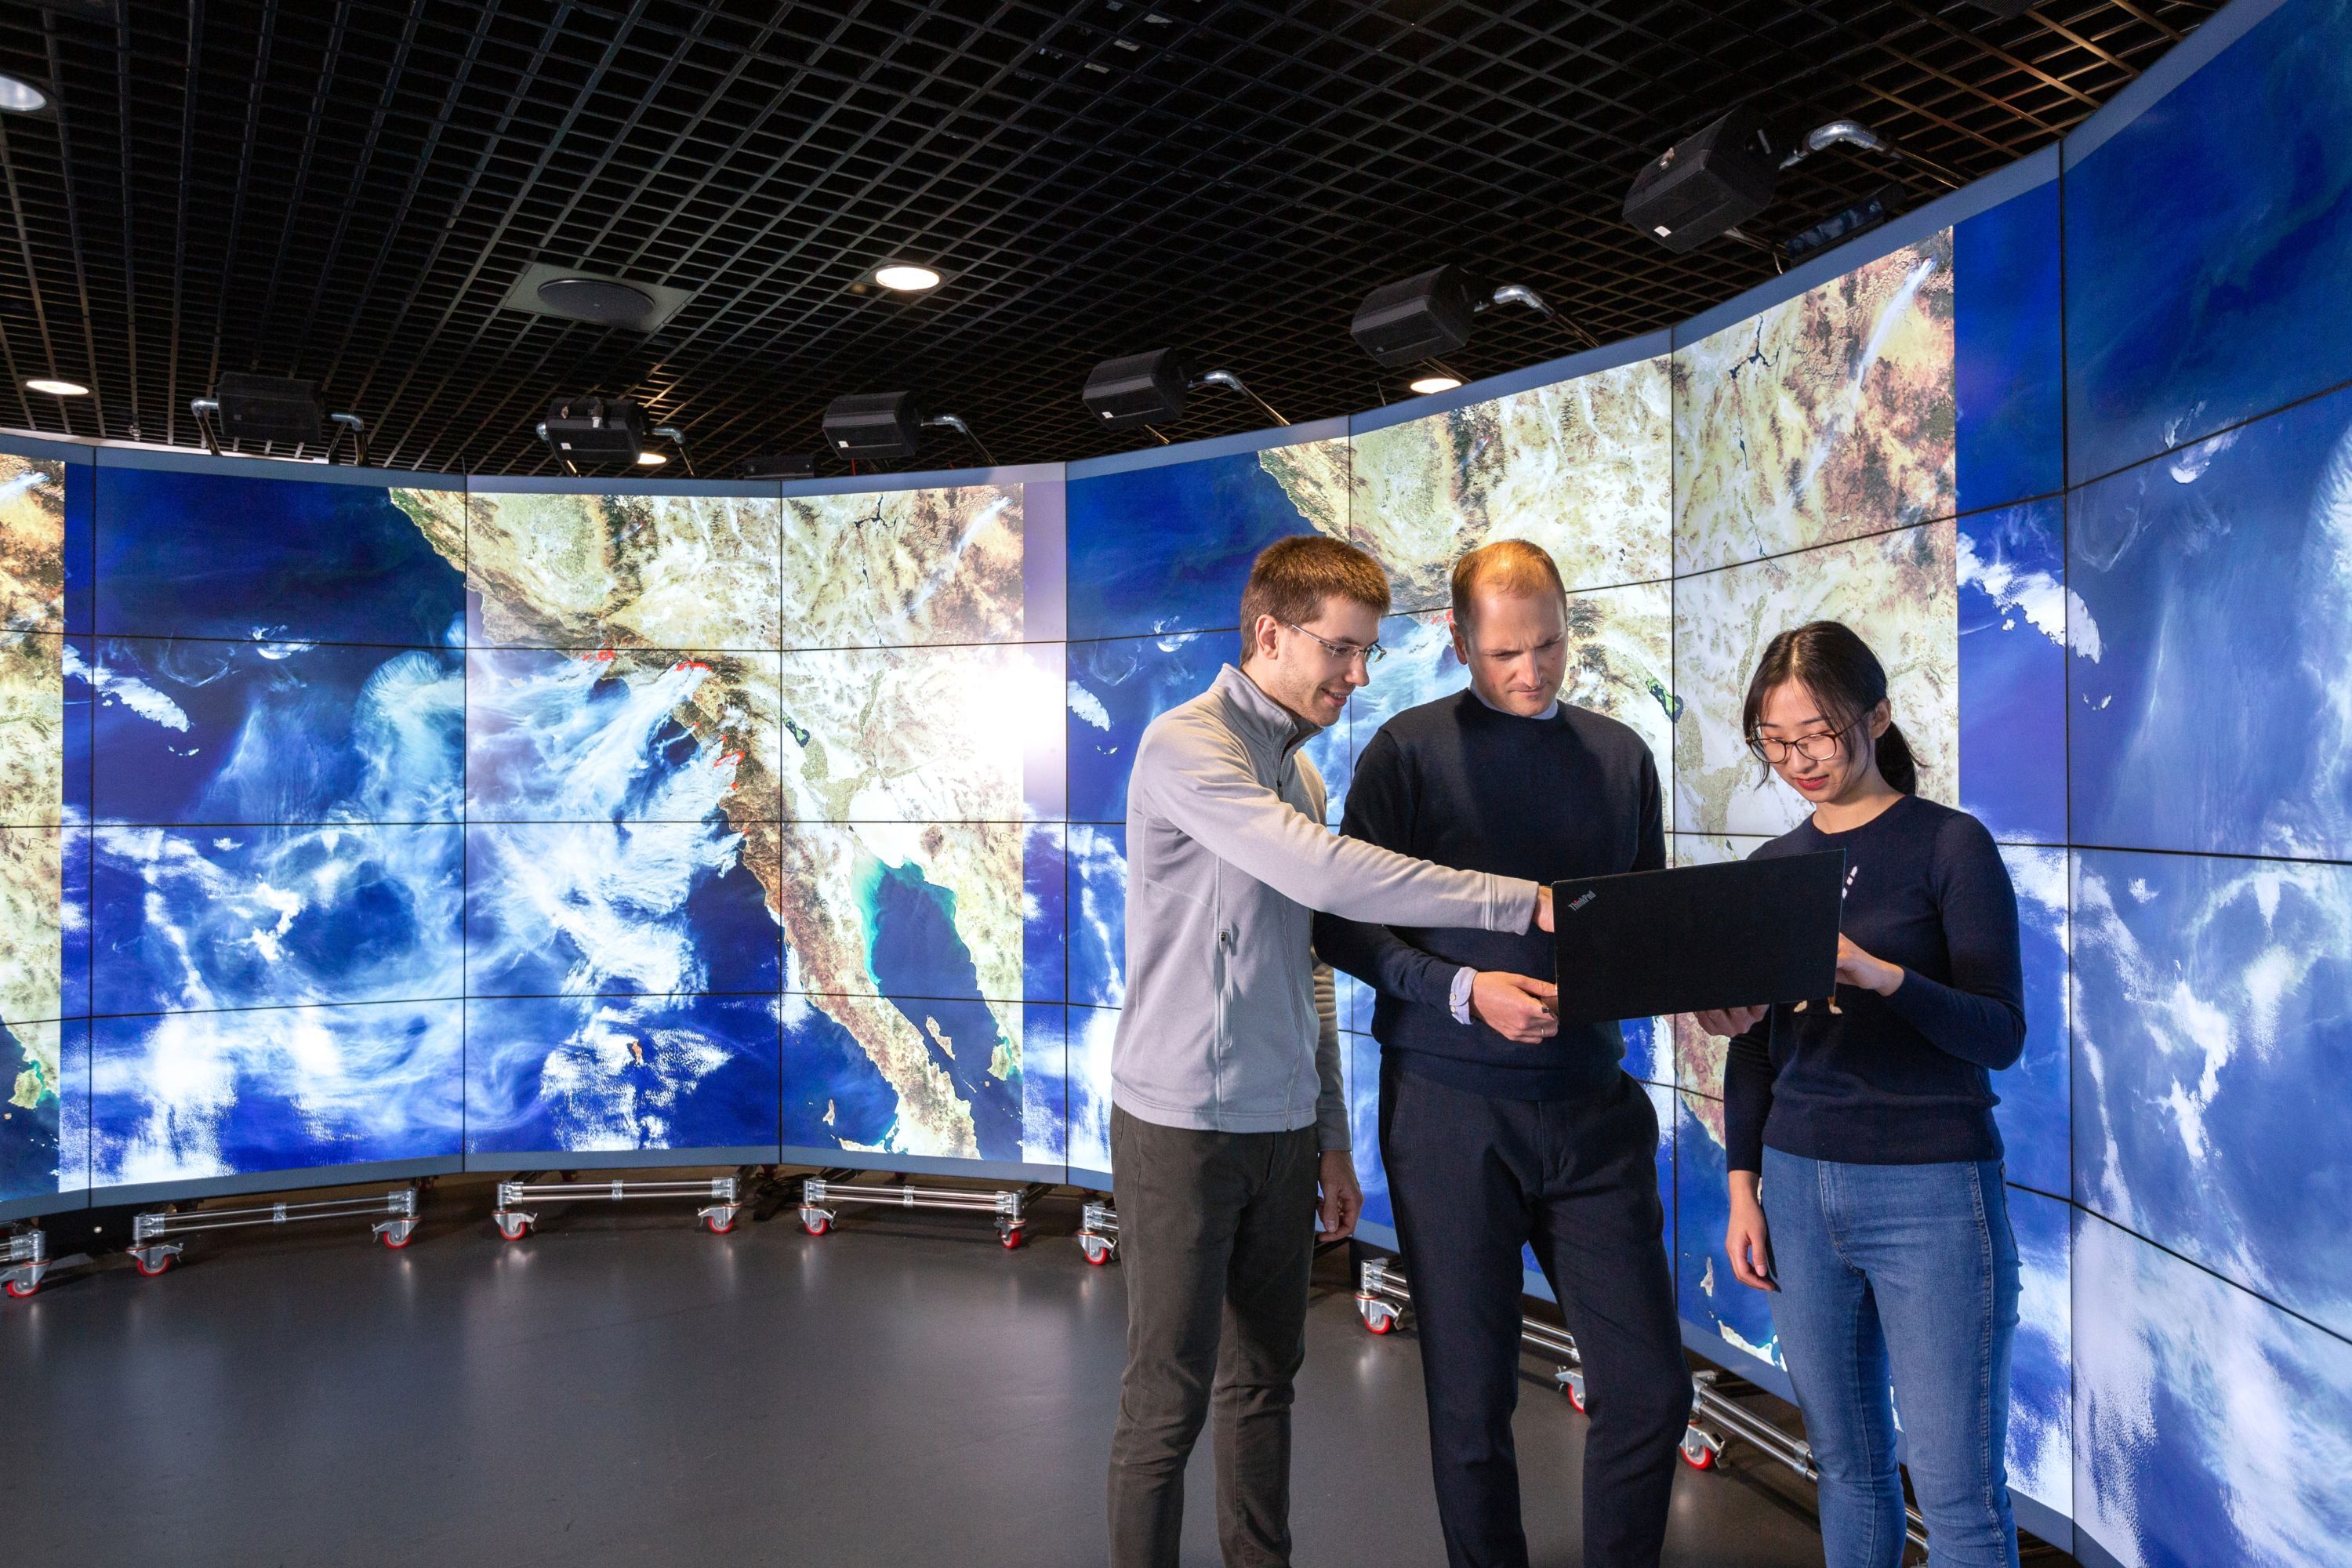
[1566,891,1597,913]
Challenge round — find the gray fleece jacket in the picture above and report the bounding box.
[1110,664,1542,1149]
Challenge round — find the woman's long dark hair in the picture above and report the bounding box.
[1740,620,1918,796]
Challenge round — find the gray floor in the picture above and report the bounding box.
[3,1178,1838,1567]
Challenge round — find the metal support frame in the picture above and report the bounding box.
[1354,1258,1929,1557]
[920,413,996,466]
[1461,280,1601,352]
[127,1188,419,1276]
[798,1176,1048,1250]
[1777,118,1965,191]
[1076,1200,1119,1265]
[491,1175,740,1241]
[1189,369,1290,428]
[3,1226,49,1298]
[649,423,695,477]
[328,411,371,466]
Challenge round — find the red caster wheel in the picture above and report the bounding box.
[1080,1239,1111,1266]
[705,1214,736,1236]
[1000,1229,1025,1250]
[379,1229,414,1250]
[801,1215,831,1236]
[132,1252,173,1278]
[1678,1432,1719,1471]
[1363,1310,1396,1335]
[1567,1385,1587,1414]
[3,1276,37,1299]
[495,1216,531,1242]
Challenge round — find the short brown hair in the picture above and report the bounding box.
[1450,538,1566,637]
[1236,535,1391,662]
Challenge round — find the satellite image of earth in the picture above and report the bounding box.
[63,468,1065,1190]
[0,451,78,1206]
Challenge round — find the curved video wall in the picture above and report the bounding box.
[0,461,1071,1205]
[3,0,2347,1559]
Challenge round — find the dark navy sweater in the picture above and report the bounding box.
[1313,689,1663,1099]
[1722,793,2027,1171]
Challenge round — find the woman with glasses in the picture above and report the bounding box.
[1692,619,2027,1568]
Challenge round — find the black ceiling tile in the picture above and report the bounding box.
[0,0,2203,470]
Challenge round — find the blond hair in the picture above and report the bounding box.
[1450,538,1566,637]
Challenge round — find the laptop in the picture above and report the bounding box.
[1549,850,1846,1027]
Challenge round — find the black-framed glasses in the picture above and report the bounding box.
[1747,730,1846,764]
[1281,619,1385,666]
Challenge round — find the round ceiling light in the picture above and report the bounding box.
[873,263,942,292]
[0,74,49,114]
[535,275,659,328]
[25,377,89,397]
[1408,375,1463,395]
[634,450,668,466]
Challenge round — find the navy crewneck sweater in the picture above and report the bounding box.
[1722,793,2027,1171]
[1313,689,1663,1098]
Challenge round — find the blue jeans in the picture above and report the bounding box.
[1760,1149,2020,1568]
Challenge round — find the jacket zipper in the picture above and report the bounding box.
[1212,858,1227,1121]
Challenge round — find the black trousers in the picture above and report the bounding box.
[1106,1105,1323,1568]
[1381,1061,1691,1568]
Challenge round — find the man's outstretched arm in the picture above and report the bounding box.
[1141,711,1545,933]
[1311,728,1559,1043]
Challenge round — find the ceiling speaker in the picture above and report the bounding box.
[1624,108,1780,253]
[542,396,646,463]
[1082,348,1197,428]
[499,263,693,332]
[1349,265,1480,368]
[534,277,661,329]
[822,392,923,463]
[213,373,326,446]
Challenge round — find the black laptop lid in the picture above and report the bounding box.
[1549,850,1846,1026]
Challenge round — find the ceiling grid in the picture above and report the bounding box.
[0,0,2208,474]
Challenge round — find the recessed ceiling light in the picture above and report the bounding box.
[873,263,942,292]
[1408,375,1463,395]
[0,74,48,115]
[634,450,669,466]
[26,378,88,397]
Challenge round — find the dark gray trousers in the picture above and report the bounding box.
[1106,1105,1322,1568]
[1382,1064,1690,1568]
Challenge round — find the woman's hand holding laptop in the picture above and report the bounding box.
[1691,1005,1766,1038]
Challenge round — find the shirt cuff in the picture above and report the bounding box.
[1450,965,1476,1026]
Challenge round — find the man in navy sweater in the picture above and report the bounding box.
[1315,540,1690,1568]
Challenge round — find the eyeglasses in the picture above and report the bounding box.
[1281,619,1385,666]
[1747,729,1846,764]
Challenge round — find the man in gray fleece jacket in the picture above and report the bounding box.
[1107,535,1552,1568]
